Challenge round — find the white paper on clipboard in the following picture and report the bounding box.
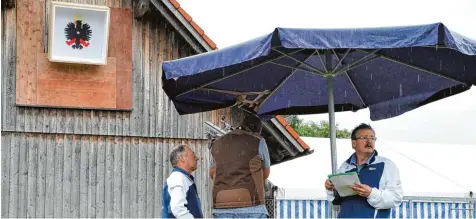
[328,171,361,197]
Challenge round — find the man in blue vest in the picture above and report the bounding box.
[325,123,403,218]
[162,144,203,218]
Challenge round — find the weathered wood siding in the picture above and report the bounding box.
[1,0,232,218]
[1,132,214,218]
[1,0,215,139]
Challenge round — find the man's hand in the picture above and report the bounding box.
[324,179,334,191]
[351,182,372,197]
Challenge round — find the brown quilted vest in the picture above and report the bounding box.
[210,129,265,208]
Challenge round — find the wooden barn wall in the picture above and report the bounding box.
[1,132,214,218]
[0,0,223,139]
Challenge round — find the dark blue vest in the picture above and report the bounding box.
[335,152,391,218]
[161,168,203,218]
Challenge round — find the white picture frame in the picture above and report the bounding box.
[48,1,110,65]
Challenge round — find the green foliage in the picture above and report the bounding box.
[287,115,351,139]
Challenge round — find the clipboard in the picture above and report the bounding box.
[327,171,361,197]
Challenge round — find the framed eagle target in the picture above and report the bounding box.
[48,1,110,65]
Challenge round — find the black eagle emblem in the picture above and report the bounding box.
[64,20,92,49]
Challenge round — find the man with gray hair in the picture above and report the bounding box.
[161,144,203,218]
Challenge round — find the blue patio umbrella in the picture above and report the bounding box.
[161,22,476,174]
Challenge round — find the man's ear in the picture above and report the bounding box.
[179,155,186,162]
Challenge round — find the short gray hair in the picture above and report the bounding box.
[169,145,187,167]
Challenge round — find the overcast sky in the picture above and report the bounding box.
[178,0,476,145]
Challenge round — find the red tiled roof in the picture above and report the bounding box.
[167,1,309,151]
[275,115,311,150]
[168,0,218,50]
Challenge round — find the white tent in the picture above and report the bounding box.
[269,137,476,199]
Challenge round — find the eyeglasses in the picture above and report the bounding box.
[355,136,377,142]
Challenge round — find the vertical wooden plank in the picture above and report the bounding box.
[79,136,90,218]
[109,8,133,110]
[48,109,57,133]
[15,0,37,105]
[154,139,164,218]
[146,138,155,217]
[107,112,116,135]
[138,138,147,218]
[113,137,123,218]
[65,110,75,134]
[170,32,179,138]
[87,136,97,218]
[18,133,28,218]
[99,111,108,136]
[92,111,100,134]
[143,19,151,137]
[157,22,165,137]
[149,21,157,137]
[8,133,20,218]
[115,111,123,137]
[71,135,81,218]
[25,109,34,132]
[2,6,17,131]
[162,138,170,191]
[123,111,130,136]
[16,108,26,132]
[1,133,11,217]
[131,10,144,137]
[58,110,67,133]
[44,134,55,218]
[42,109,51,133]
[36,134,47,218]
[62,135,73,217]
[53,134,64,217]
[73,110,82,134]
[130,137,139,218]
[96,136,106,218]
[163,25,171,138]
[83,110,92,135]
[122,137,131,218]
[34,108,43,132]
[105,136,114,218]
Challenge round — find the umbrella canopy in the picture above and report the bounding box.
[161,22,476,178]
[162,22,476,121]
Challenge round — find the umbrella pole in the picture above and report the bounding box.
[327,76,338,174]
[325,51,338,174]
[326,51,339,218]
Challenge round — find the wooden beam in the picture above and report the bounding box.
[134,0,150,19]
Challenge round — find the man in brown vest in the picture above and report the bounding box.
[209,114,271,218]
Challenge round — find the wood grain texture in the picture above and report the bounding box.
[108,8,133,109]
[36,54,117,109]
[1,132,213,218]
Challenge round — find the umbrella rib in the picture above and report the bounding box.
[357,49,468,85]
[331,49,351,73]
[345,72,367,107]
[334,55,381,76]
[175,49,305,97]
[333,49,380,75]
[198,88,271,96]
[269,62,324,75]
[332,53,367,107]
[271,48,326,75]
[315,49,327,73]
[257,51,318,110]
